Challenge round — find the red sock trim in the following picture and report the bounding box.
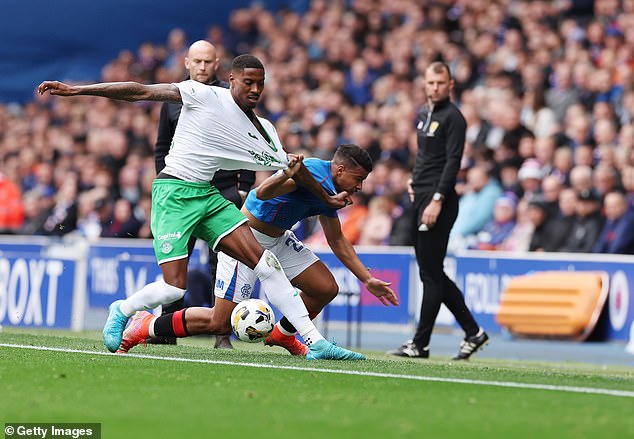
[172,310,188,337]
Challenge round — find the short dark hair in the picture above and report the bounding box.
[333,144,373,173]
[232,54,264,71]
[426,61,451,79]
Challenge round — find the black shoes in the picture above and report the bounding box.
[452,329,489,360]
[214,335,234,350]
[387,340,430,358]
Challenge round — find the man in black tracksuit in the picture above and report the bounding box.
[150,40,255,349]
[388,62,488,360]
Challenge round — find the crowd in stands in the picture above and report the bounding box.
[2,0,634,255]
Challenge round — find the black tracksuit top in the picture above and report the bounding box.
[411,98,466,197]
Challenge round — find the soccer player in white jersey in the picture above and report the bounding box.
[38,54,364,360]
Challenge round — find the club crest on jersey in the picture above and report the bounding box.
[427,121,439,137]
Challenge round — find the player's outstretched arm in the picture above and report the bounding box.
[320,216,399,306]
[37,81,181,103]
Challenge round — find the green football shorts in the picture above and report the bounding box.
[151,179,248,264]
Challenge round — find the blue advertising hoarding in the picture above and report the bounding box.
[455,251,634,341]
[314,248,413,324]
[87,240,163,308]
[0,239,77,329]
[86,238,203,308]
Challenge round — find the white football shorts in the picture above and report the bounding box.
[214,228,320,303]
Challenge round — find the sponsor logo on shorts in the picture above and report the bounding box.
[161,241,173,254]
[240,284,252,298]
[216,279,225,291]
[157,231,182,241]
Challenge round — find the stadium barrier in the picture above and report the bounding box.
[1,236,633,343]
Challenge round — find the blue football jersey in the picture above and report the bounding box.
[245,158,339,229]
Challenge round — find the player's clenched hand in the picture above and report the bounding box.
[364,277,399,306]
[283,154,304,178]
[326,191,352,209]
[37,81,76,96]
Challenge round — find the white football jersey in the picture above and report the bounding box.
[163,81,289,182]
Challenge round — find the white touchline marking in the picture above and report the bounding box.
[2,343,633,398]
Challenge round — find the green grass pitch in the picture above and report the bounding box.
[1,329,633,439]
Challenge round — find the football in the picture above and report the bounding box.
[230,299,275,343]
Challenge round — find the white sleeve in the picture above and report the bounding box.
[173,80,214,109]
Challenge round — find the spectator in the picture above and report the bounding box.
[541,174,563,219]
[527,197,553,252]
[101,198,141,238]
[569,164,594,194]
[517,158,544,201]
[541,187,578,252]
[40,178,78,236]
[559,189,604,253]
[521,87,558,138]
[546,61,580,124]
[551,146,574,185]
[472,193,517,250]
[498,198,534,252]
[0,172,25,233]
[358,195,393,245]
[449,165,502,250]
[592,163,621,198]
[593,191,634,254]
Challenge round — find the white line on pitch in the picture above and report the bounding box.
[2,343,632,398]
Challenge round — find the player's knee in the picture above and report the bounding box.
[254,249,282,278]
[325,282,339,302]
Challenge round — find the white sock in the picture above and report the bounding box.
[148,317,158,338]
[254,250,324,346]
[119,280,186,317]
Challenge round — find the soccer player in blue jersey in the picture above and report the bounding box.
[119,144,399,355]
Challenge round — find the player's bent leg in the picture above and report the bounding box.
[119,279,186,317]
[219,230,363,359]
[292,261,339,311]
[272,261,338,340]
[107,260,188,352]
[252,250,322,342]
[146,302,234,340]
